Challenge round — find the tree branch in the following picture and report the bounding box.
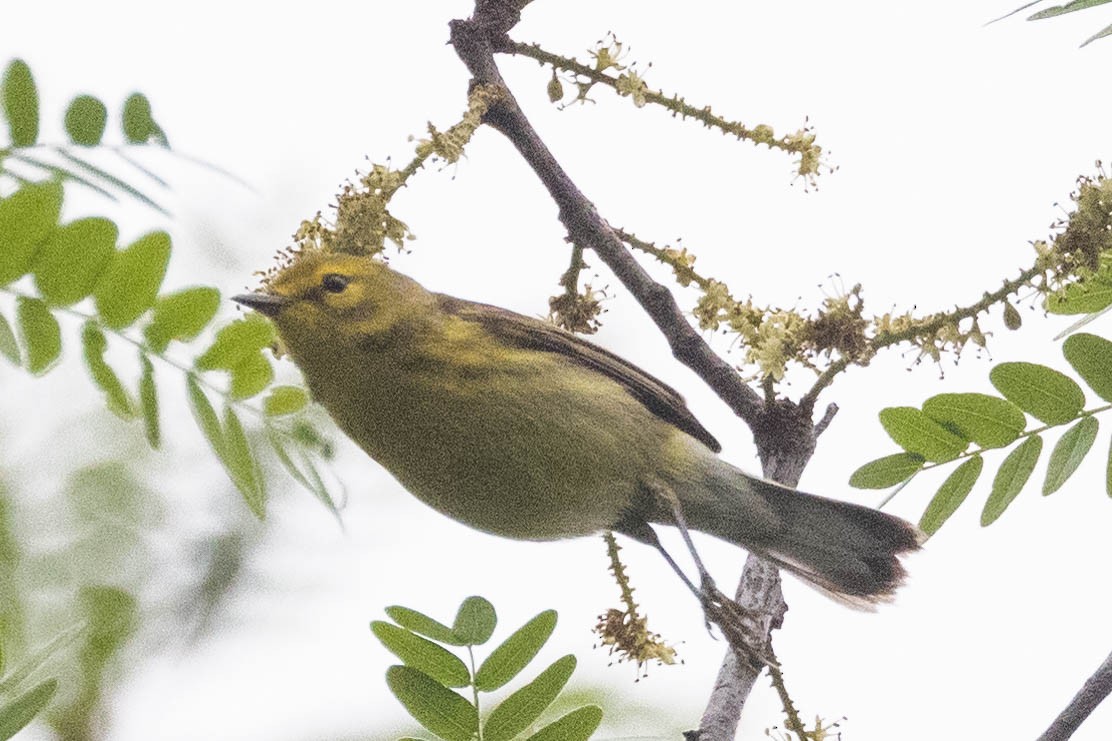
[448,5,764,427]
[697,555,787,738]
[1037,647,1112,741]
[697,400,816,739]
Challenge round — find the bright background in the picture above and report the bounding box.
[4,1,1112,739]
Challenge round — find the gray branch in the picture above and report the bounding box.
[697,556,786,738]
[1038,647,1112,741]
[695,401,817,741]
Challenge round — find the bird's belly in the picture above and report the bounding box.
[324,364,670,540]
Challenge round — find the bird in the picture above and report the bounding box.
[234,250,921,607]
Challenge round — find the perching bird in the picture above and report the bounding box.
[234,251,920,606]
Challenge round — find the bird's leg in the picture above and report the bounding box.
[619,483,780,670]
[646,481,718,596]
[610,516,702,599]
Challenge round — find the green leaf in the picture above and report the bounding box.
[229,352,273,400]
[1062,333,1112,402]
[195,314,275,371]
[848,452,926,489]
[922,393,1027,449]
[990,362,1085,425]
[1080,20,1112,46]
[0,678,57,741]
[64,95,108,146]
[2,60,38,147]
[54,149,169,216]
[0,312,19,366]
[32,217,118,306]
[385,666,478,741]
[290,419,335,460]
[223,406,266,518]
[1043,417,1099,495]
[452,596,497,646]
[878,407,967,462]
[982,436,1042,526]
[475,610,558,692]
[264,386,309,416]
[186,381,267,516]
[93,231,171,329]
[16,297,60,375]
[1107,436,1112,497]
[266,429,338,514]
[0,623,84,696]
[76,586,137,715]
[1028,0,1112,20]
[919,455,983,535]
[122,93,167,146]
[385,607,465,646]
[1047,277,1112,314]
[187,374,224,458]
[483,655,576,741]
[144,286,220,352]
[371,622,471,688]
[0,181,64,286]
[82,322,135,419]
[526,705,603,741]
[139,353,160,448]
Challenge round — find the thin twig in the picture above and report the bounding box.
[813,403,839,438]
[799,264,1043,408]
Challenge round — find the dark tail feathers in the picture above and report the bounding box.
[687,476,923,609]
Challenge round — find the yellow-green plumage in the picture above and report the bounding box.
[236,252,921,606]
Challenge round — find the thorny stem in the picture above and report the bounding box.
[507,41,818,162]
[799,263,1045,408]
[555,242,589,303]
[603,531,639,617]
[614,226,714,290]
[393,148,434,189]
[767,658,808,741]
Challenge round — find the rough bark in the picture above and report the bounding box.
[1037,648,1112,741]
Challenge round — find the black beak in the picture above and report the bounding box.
[232,292,292,317]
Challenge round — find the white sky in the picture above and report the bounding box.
[5,1,1112,740]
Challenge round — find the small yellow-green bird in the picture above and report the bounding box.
[234,251,920,606]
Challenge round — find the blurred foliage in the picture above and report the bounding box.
[0,57,342,738]
[0,56,342,522]
[994,0,1112,47]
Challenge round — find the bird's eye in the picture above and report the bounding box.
[321,273,350,293]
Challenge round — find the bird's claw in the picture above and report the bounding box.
[698,583,779,670]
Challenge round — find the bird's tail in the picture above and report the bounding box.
[680,464,923,608]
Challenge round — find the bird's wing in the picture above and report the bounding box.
[437,294,722,453]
